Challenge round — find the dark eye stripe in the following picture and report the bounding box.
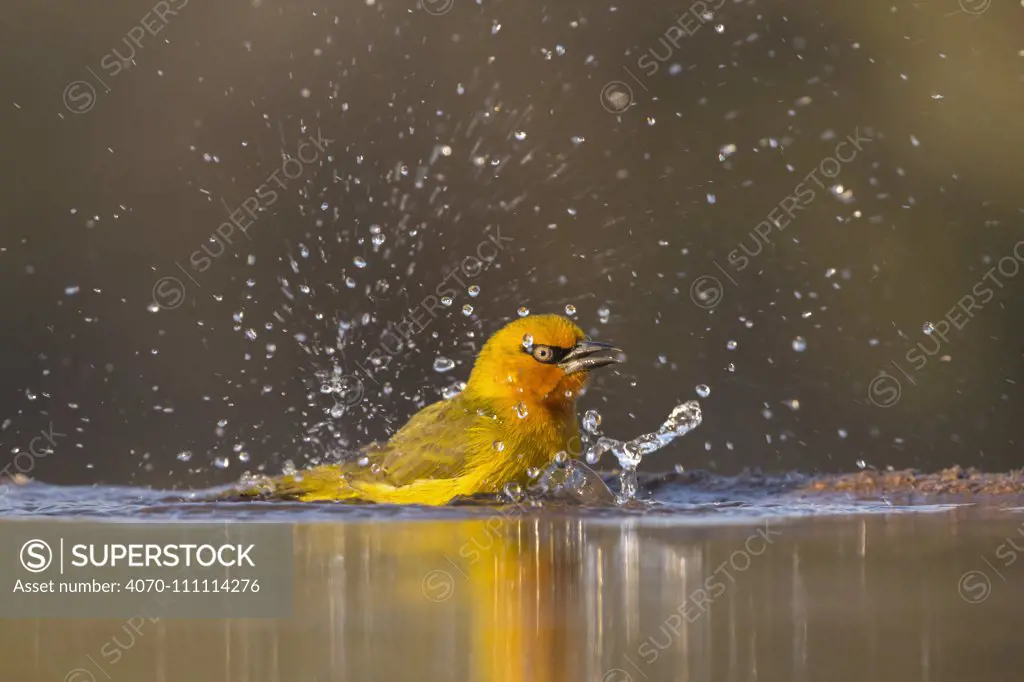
[524,344,570,364]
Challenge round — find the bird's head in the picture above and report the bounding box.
[466,314,625,407]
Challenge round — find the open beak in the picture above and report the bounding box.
[557,341,626,375]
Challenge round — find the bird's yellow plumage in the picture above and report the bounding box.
[233,314,623,505]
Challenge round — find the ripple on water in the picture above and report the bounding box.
[0,474,990,523]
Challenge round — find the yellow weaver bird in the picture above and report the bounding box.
[233,314,623,505]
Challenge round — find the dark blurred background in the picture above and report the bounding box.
[1,0,1022,488]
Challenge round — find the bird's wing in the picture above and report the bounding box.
[359,397,493,486]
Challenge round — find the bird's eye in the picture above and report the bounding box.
[531,345,555,363]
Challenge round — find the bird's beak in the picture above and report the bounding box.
[558,341,626,374]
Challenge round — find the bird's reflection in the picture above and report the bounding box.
[10,512,1024,682]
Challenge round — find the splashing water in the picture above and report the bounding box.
[585,400,703,504]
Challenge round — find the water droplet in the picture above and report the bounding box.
[440,296,453,307]
[553,451,569,467]
[357,456,370,468]
[353,256,367,268]
[597,305,611,322]
[213,456,230,469]
[522,333,534,350]
[433,356,455,373]
[922,322,935,335]
[493,440,505,452]
[370,463,382,474]
[25,389,37,401]
[514,131,527,141]
[176,451,193,462]
[371,233,386,246]
[517,306,530,317]
[564,304,577,316]
[838,428,848,439]
[526,467,541,479]
[784,399,800,411]
[856,459,867,470]
[462,304,473,316]
[792,336,807,352]
[237,452,250,463]
[726,340,738,350]
[515,402,529,419]
[468,285,480,297]
[64,285,80,296]
[582,409,602,434]
[442,382,465,399]
[503,482,524,501]
[281,460,297,476]
[695,384,711,398]
[715,23,725,33]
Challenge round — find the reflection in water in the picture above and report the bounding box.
[6,510,1024,681]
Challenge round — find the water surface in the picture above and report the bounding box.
[4,486,1023,682]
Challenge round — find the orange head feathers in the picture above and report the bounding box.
[466,314,624,406]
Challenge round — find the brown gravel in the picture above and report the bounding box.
[803,466,1024,496]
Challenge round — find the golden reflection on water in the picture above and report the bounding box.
[6,511,1024,682]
